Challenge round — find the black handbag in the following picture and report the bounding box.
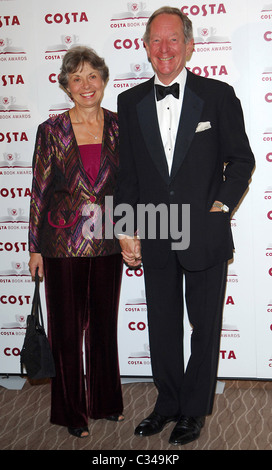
[20,268,56,379]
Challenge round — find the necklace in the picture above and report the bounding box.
[87,130,98,140]
[75,110,99,140]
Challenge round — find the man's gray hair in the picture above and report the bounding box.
[143,6,193,44]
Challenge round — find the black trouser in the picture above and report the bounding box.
[143,251,227,417]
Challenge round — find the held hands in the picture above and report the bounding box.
[119,201,223,266]
[119,236,142,268]
[118,201,222,267]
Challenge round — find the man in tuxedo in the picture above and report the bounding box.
[114,6,254,445]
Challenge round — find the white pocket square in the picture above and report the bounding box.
[195,121,211,133]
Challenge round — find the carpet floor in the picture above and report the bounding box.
[0,378,271,456]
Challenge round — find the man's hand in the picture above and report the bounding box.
[210,200,223,212]
[119,236,142,268]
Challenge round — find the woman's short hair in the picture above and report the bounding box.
[59,46,109,91]
[143,6,193,44]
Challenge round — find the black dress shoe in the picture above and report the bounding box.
[169,416,205,445]
[135,411,178,437]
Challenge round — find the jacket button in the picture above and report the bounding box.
[90,195,96,203]
[169,190,174,196]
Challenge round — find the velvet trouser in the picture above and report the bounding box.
[143,251,228,418]
[43,254,123,428]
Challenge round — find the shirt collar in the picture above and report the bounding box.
[154,67,187,90]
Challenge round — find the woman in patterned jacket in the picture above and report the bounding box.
[28,46,123,438]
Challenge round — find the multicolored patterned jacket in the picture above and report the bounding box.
[29,109,120,258]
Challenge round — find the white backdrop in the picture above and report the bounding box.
[0,0,271,380]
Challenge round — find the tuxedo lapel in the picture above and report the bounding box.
[170,82,204,180]
[136,74,204,183]
[137,82,170,183]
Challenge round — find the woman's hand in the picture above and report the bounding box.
[28,253,44,279]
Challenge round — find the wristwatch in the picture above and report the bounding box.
[212,202,229,213]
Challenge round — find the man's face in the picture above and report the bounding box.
[144,13,194,85]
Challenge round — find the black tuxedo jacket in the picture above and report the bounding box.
[114,70,255,271]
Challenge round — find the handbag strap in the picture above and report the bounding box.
[31,267,45,329]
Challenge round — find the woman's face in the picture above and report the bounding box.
[66,61,105,110]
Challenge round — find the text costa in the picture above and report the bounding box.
[264,31,272,41]
[0,132,28,143]
[49,73,60,83]
[114,38,142,50]
[187,65,227,77]
[44,12,88,24]
[0,16,20,27]
[1,75,24,86]
[0,295,30,305]
[0,241,27,252]
[181,3,226,16]
[129,322,147,331]
[4,348,20,356]
[0,187,31,198]
[125,267,143,277]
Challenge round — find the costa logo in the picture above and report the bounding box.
[0,153,19,165]
[193,25,231,50]
[262,73,272,82]
[130,3,141,13]
[128,322,147,331]
[4,348,20,356]
[0,16,20,27]
[187,65,227,78]
[266,153,272,162]
[261,12,272,20]
[264,31,272,41]
[264,189,272,199]
[49,73,60,83]
[1,75,24,86]
[110,2,151,23]
[0,132,28,143]
[265,93,272,102]
[0,207,28,223]
[0,187,31,198]
[125,267,143,277]
[269,268,272,276]
[181,3,226,16]
[45,35,80,58]
[0,96,29,114]
[0,294,31,305]
[219,350,236,360]
[0,241,27,252]
[268,211,272,220]
[226,295,234,305]
[114,38,142,50]
[114,62,153,87]
[266,246,272,256]
[44,12,88,24]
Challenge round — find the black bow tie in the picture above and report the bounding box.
[155,82,180,101]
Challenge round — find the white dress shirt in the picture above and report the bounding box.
[154,68,187,173]
[118,69,187,239]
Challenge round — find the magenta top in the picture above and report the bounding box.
[79,144,101,186]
